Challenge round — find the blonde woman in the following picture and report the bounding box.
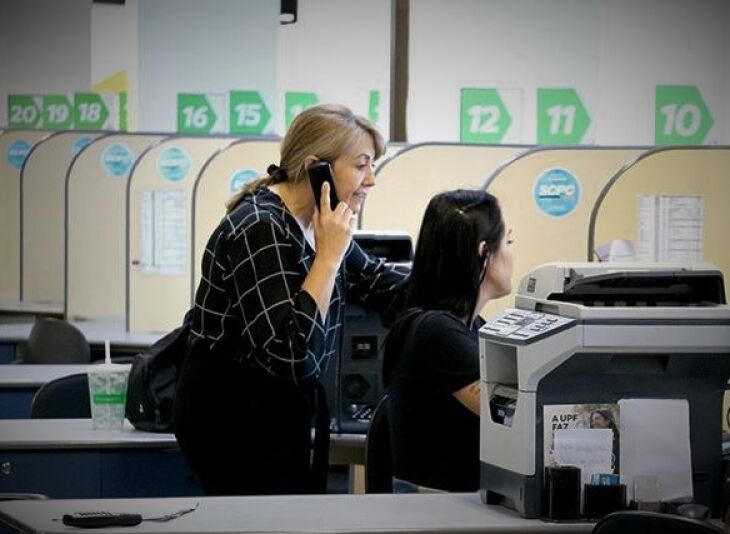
[174,104,409,495]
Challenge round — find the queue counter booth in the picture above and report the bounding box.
[21,131,105,308]
[0,130,52,304]
[480,146,646,320]
[361,142,529,242]
[589,146,730,296]
[126,136,238,334]
[65,133,169,323]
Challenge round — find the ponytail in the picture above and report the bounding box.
[225,164,288,213]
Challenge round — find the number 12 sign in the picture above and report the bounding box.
[460,88,514,144]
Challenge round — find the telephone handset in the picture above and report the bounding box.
[307,160,339,211]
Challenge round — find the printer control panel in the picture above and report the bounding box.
[480,308,575,345]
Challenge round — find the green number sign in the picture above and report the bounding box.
[43,94,74,130]
[655,85,713,145]
[368,90,380,124]
[460,89,512,143]
[8,95,41,128]
[119,92,128,131]
[537,88,590,144]
[74,93,110,130]
[285,92,318,128]
[229,91,270,135]
[177,93,218,134]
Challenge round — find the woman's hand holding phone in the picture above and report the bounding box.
[303,180,354,320]
[312,180,354,268]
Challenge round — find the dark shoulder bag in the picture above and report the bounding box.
[125,310,192,432]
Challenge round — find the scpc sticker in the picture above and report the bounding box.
[101,143,134,177]
[6,140,32,169]
[228,168,259,194]
[71,135,94,158]
[156,146,191,182]
[533,167,581,217]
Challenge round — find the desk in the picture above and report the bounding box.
[0,299,63,319]
[0,492,595,533]
[0,418,200,499]
[0,318,163,363]
[0,364,130,419]
[0,419,365,499]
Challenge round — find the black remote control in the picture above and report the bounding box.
[62,511,143,528]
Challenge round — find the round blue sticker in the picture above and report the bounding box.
[533,167,581,217]
[228,168,259,194]
[71,135,94,158]
[101,144,134,177]
[156,146,191,182]
[6,140,32,169]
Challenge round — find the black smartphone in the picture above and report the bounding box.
[307,160,339,211]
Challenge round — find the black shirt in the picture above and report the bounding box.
[385,310,482,492]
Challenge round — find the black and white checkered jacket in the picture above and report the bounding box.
[189,188,409,384]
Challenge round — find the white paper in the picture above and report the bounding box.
[595,239,636,262]
[138,190,186,274]
[554,428,614,487]
[636,195,703,262]
[619,398,693,502]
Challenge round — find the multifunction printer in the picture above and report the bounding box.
[479,262,730,518]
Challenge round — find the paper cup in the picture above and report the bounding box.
[88,365,129,429]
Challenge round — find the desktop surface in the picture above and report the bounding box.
[0,493,595,533]
[0,419,365,500]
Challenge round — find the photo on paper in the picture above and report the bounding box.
[543,403,620,474]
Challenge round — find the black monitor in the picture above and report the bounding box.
[353,231,413,264]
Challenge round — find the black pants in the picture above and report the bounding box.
[173,353,329,496]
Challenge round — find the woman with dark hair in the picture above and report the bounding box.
[383,189,513,492]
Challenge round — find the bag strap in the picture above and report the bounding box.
[405,310,439,347]
[309,380,330,493]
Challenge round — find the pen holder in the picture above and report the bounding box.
[542,466,581,521]
[583,483,626,519]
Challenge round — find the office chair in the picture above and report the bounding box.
[29,373,91,419]
[365,394,393,493]
[16,317,91,364]
[591,510,724,534]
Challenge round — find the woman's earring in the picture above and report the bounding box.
[479,253,489,284]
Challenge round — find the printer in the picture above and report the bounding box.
[479,262,730,518]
